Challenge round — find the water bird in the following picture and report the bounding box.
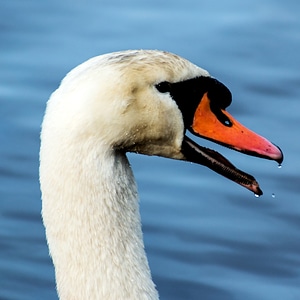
[39,50,283,299]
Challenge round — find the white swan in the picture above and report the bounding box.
[39,50,283,300]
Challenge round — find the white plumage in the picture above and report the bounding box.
[40,50,209,300]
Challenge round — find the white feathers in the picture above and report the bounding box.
[40,50,209,299]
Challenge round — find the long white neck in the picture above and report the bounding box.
[40,134,159,300]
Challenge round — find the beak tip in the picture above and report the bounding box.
[244,181,263,196]
[273,144,284,165]
[255,186,263,196]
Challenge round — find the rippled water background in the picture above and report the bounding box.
[1,0,300,299]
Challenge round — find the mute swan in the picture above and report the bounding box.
[39,50,283,300]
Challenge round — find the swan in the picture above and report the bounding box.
[39,50,283,300]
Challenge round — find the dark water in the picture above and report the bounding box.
[1,0,300,299]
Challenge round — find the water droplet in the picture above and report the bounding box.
[271,193,275,198]
[278,164,282,169]
[254,194,260,198]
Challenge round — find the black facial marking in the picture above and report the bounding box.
[207,79,233,127]
[207,79,232,109]
[155,76,233,129]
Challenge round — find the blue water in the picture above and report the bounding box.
[1,0,300,299]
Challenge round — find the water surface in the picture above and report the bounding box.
[1,0,300,299]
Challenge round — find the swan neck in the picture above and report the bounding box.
[40,141,158,300]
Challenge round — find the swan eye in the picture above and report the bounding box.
[156,81,171,93]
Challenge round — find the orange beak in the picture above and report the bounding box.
[180,92,283,195]
[192,93,283,163]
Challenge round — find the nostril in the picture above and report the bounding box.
[210,103,233,127]
[224,119,232,127]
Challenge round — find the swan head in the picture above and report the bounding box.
[43,50,283,195]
